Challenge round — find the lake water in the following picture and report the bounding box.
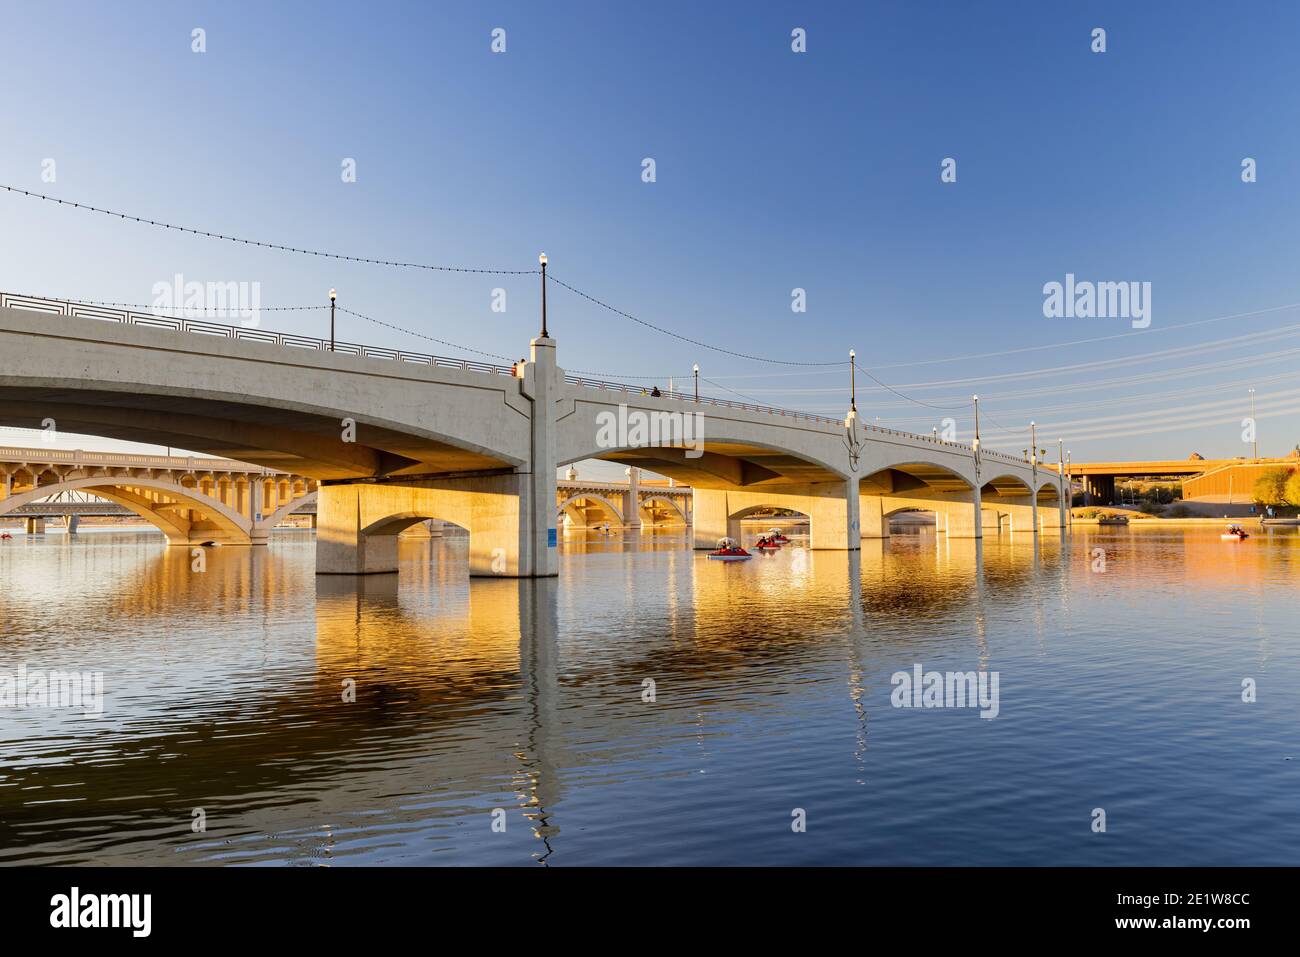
[0,524,1296,866]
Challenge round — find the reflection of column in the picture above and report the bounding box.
[516,578,562,860]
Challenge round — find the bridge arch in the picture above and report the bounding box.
[557,493,624,527]
[0,476,252,545]
[638,493,688,525]
[859,460,976,496]
[257,489,317,535]
[981,473,1034,496]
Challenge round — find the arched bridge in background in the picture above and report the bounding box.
[0,445,316,545]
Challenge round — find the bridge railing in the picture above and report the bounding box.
[562,376,1026,464]
[0,292,516,378]
[0,445,280,473]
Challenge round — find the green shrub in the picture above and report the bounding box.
[1254,468,1291,506]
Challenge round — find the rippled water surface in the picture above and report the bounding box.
[1,524,1297,865]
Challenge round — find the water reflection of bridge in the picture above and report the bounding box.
[0,532,1056,864]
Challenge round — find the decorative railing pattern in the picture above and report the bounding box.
[0,446,283,475]
[0,292,515,376]
[562,376,1025,464]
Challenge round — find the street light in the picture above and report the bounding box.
[693,363,699,402]
[849,349,856,412]
[328,288,337,352]
[538,253,548,338]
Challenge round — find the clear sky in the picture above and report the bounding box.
[3,1,1299,470]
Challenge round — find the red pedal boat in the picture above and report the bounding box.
[707,537,752,561]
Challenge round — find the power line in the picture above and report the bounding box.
[335,306,512,361]
[853,360,969,412]
[545,272,843,367]
[0,184,536,275]
[865,302,1300,370]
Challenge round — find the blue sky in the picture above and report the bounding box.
[3,1,1300,466]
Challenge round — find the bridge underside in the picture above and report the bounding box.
[0,389,511,480]
[593,442,843,489]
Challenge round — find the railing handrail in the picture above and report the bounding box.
[560,376,1025,463]
[0,292,515,378]
[0,445,291,474]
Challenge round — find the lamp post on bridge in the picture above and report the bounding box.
[693,363,699,402]
[539,253,549,338]
[972,395,981,472]
[328,288,337,352]
[849,349,856,412]
[1030,422,1039,519]
[1059,437,1066,526]
[1067,449,1073,509]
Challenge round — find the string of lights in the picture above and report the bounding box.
[0,185,537,275]
[545,272,842,367]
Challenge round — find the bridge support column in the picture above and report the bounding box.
[1039,492,1067,533]
[691,488,732,548]
[24,516,45,535]
[520,335,559,577]
[945,488,983,539]
[692,481,860,550]
[66,514,79,535]
[858,493,891,539]
[316,474,543,577]
[622,468,643,530]
[999,496,1038,534]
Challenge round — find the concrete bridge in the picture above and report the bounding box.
[0,292,1063,576]
[0,444,316,544]
[558,471,693,528]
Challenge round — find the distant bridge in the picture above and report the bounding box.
[1049,456,1300,505]
[0,445,316,544]
[0,292,1061,576]
[557,473,692,528]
